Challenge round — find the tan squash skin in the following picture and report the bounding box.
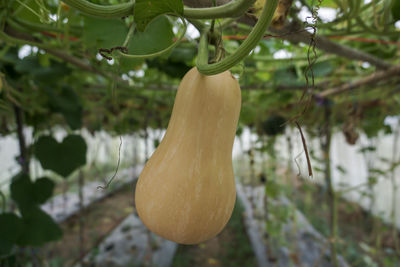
[135,67,241,244]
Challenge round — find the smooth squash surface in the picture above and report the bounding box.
[135,67,241,244]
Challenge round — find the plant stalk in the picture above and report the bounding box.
[196,0,279,75]
[13,102,29,174]
[62,0,255,19]
[321,105,339,267]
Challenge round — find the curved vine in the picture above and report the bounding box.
[196,0,279,75]
[117,17,187,60]
[62,0,256,19]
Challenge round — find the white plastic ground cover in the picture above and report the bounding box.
[236,184,349,267]
[82,213,177,267]
[41,166,143,223]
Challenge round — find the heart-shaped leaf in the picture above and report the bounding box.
[11,174,55,210]
[34,134,87,177]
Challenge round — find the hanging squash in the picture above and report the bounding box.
[135,67,241,244]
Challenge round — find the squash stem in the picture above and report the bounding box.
[196,0,279,75]
[62,0,256,20]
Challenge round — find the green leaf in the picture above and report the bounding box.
[10,173,36,210]
[392,0,400,21]
[265,180,279,198]
[44,86,83,130]
[308,60,333,77]
[121,16,174,71]
[358,146,376,153]
[273,66,303,86]
[368,176,378,185]
[336,165,347,174]
[83,17,128,48]
[12,0,42,24]
[10,174,55,209]
[34,135,87,177]
[33,177,55,204]
[169,46,197,63]
[15,56,71,83]
[17,207,62,246]
[369,168,385,175]
[147,58,191,78]
[261,115,286,136]
[0,213,24,256]
[134,0,183,31]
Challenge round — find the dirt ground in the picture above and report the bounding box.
[171,202,257,267]
[43,184,136,266]
[42,182,257,267]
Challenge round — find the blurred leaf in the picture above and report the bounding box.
[383,125,392,134]
[83,17,127,48]
[169,46,197,63]
[33,177,55,204]
[10,173,36,210]
[389,161,400,172]
[15,56,71,83]
[379,157,390,163]
[121,16,174,71]
[12,0,42,23]
[134,0,183,31]
[336,165,347,174]
[391,0,400,21]
[265,179,279,198]
[314,167,324,173]
[147,58,191,78]
[358,146,376,153]
[34,135,87,177]
[261,115,286,136]
[44,86,83,130]
[0,213,24,256]
[10,174,55,209]
[17,207,62,246]
[308,60,333,77]
[369,168,385,175]
[367,176,378,185]
[273,66,303,86]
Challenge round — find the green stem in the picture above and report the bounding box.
[62,0,134,18]
[184,0,255,19]
[10,17,82,36]
[118,18,187,60]
[322,105,339,267]
[196,0,279,75]
[63,0,255,19]
[355,16,400,36]
[0,30,60,50]
[219,18,237,29]
[187,18,206,32]
[122,23,135,48]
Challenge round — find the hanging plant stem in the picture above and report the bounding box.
[196,0,279,75]
[62,0,256,19]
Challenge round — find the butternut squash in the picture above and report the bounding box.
[135,67,241,244]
